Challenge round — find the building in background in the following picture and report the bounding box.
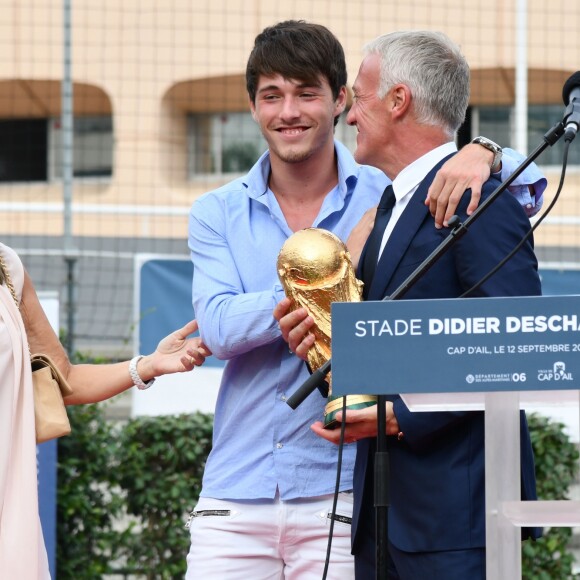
[0,0,579,355]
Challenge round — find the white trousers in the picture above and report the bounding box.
[185,492,355,580]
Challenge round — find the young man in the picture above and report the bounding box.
[278,30,541,579]
[187,21,544,579]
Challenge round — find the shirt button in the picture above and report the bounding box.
[526,203,532,208]
[281,395,287,402]
[277,442,283,449]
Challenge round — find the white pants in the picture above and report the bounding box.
[185,492,355,580]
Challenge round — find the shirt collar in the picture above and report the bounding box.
[243,149,271,199]
[334,139,361,196]
[392,141,457,200]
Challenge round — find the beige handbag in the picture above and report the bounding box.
[31,353,73,443]
[0,252,73,443]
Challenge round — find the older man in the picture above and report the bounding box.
[277,30,541,580]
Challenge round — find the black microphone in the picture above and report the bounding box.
[562,71,580,142]
[286,360,330,409]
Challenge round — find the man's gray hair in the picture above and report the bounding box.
[363,30,470,137]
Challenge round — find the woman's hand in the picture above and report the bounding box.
[138,319,212,380]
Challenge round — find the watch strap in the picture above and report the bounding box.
[471,136,503,173]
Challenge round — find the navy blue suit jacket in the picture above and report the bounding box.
[352,154,541,570]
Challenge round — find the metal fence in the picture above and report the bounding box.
[1,0,579,357]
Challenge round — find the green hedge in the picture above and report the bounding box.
[56,408,579,578]
[57,407,213,579]
[56,403,125,578]
[115,412,213,578]
[523,414,579,579]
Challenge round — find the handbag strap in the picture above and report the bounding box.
[0,250,32,358]
[0,251,19,308]
[0,250,73,400]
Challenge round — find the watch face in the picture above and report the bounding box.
[474,137,501,153]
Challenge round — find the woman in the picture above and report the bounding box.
[0,242,211,579]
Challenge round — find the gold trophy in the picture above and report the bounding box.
[277,228,377,429]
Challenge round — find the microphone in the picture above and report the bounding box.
[562,71,580,142]
[286,360,331,410]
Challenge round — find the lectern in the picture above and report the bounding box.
[332,294,580,578]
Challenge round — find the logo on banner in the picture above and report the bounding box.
[537,361,573,382]
[465,372,527,384]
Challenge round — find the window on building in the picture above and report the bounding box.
[471,105,579,166]
[50,116,113,179]
[188,111,356,177]
[0,119,48,182]
[527,105,578,166]
[0,115,113,183]
[189,112,266,176]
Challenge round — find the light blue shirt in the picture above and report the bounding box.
[494,148,546,216]
[189,141,388,500]
[188,140,546,501]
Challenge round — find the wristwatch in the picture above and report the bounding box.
[471,136,503,173]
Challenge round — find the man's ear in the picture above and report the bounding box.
[249,98,257,121]
[334,85,347,116]
[390,84,412,120]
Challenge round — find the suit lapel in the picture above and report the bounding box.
[367,153,455,301]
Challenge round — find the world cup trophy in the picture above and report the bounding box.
[277,228,377,429]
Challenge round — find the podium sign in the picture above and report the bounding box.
[332,294,580,579]
[331,294,580,395]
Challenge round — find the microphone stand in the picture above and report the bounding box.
[287,120,566,580]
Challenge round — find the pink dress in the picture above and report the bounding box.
[0,243,50,579]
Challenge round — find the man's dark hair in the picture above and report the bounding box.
[246,20,347,106]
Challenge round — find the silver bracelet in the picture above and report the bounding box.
[129,355,156,390]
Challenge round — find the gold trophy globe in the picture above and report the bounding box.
[277,228,377,429]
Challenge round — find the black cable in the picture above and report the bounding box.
[460,139,571,298]
[322,395,348,580]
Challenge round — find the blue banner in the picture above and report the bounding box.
[36,292,59,577]
[332,294,580,395]
[138,257,223,368]
[38,440,57,577]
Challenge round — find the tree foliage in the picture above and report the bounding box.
[522,413,579,580]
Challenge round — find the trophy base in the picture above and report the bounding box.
[323,394,377,429]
